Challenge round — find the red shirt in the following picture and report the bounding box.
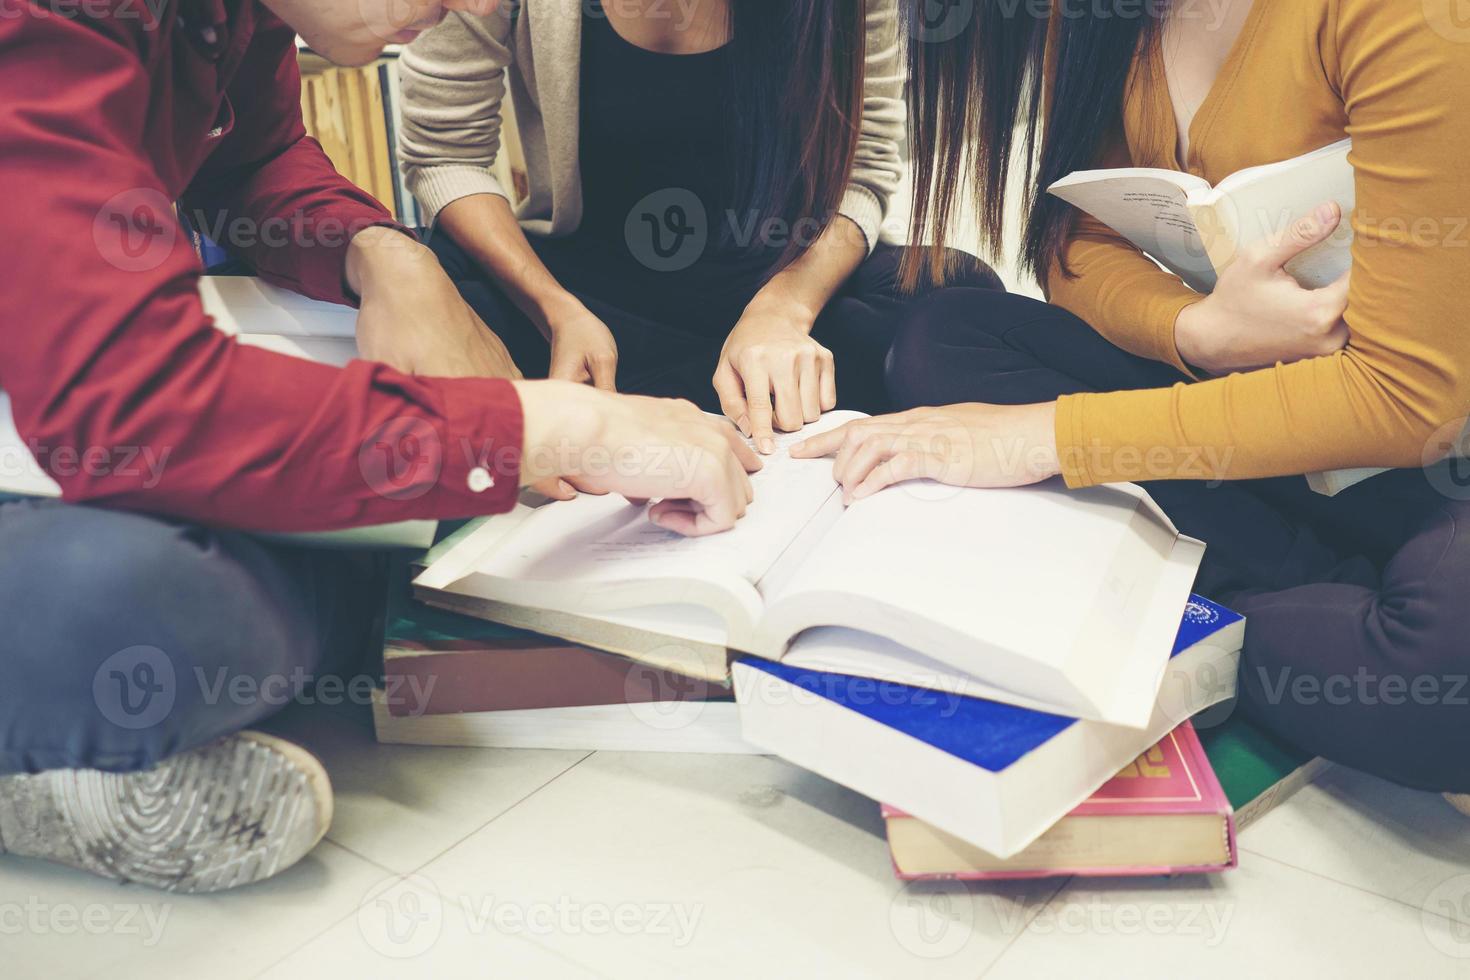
[0,0,523,531]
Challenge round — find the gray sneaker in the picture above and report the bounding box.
[0,731,332,893]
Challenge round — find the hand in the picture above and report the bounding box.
[713,296,836,454]
[514,381,763,536]
[1175,202,1351,374]
[546,299,619,390]
[790,403,1060,502]
[348,228,522,380]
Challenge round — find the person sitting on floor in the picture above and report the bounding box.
[797,0,1470,808]
[0,0,759,893]
[396,0,1001,458]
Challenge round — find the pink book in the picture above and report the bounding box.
[883,722,1237,880]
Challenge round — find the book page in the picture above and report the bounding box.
[758,480,1197,723]
[1047,169,1218,292]
[467,412,863,589]
[0,392,61,498]
[1200,139,1353,289]
[765,480,1175,663]
[199,276,359,338]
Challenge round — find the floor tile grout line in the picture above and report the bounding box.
[246,838,398,980]
[1239,845,1470,925]
[253,748,596,977]
[976,876,1074,979]
[318,836,408,876]
[316,748,595,870]
[406,750,598,883]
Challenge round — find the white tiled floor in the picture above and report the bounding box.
[9,700,1470,980]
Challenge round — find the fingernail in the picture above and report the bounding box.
[759,438,775,454]
[1315,203,1337,225]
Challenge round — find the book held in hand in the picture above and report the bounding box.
[1047,138,1353,294]
[733,596,1243,860]
[414,413,1205,728]
[1046,139,1425,498]
[883,722,1235,880]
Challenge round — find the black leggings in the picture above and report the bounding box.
[888,288,1470,793]
[426,230,1003,415]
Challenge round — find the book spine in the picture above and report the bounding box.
[1234,757,1331,831]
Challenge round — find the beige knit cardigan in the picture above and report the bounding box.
[397,0,906,252]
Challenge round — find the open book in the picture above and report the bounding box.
[415,413,1205,728]
[1048,138,1353,294]
[0,277,435,549]
[1048,139,1400,497]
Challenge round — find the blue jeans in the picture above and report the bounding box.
[0,499,384,775]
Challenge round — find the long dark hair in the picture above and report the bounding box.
[902,0,1162,287]
[725,0,866,268]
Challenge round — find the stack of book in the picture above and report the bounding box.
[372,537,755,753]
[394,415,1322,878]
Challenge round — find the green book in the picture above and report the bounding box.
[385,528,530,652]
[1199,717,1328,830]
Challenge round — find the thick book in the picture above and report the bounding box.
[1046,140,1409,498]
[883,721,1235,879]
[374,554,751,752]
[414,414,1205,728]
[733,596,1243,859]
[370,691,758,753]
[0,277,435,550]
[1199,715,1329,831]
[380,567,730,718]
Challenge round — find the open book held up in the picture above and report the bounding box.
[1047,138,1353,294]
[1047,138,1406,497]
[415,413,1205,729]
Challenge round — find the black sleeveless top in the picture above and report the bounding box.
[537,3,779,333]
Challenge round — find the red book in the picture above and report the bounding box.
[883,722,1236,880]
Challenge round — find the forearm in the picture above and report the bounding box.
[344,224,433,298]
[1054,347,1463,488]
[747,215,867,325]
[437,193,584,337]
[1046,224,1203,377]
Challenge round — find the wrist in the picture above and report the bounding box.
[1023,402,1062,482]
[536,292,591,339]
[1173,299,1215,371]
[345,225,432,299]
[511,379,600,485]
[743,287,819,331]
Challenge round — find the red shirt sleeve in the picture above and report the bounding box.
[0,4,523,532]
[180,12,404,304]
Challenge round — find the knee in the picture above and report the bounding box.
[884,288,1002,411]
[1238,509,1470,791]
[0,505,302,773]
[932,248,1007,293]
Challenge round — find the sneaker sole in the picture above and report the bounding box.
[0,731,332,893]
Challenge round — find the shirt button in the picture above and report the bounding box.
[467,467,495,493]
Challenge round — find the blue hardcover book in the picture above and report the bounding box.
[733,596,1244,859]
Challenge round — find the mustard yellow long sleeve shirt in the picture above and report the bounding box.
[1048,0,1470,487]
